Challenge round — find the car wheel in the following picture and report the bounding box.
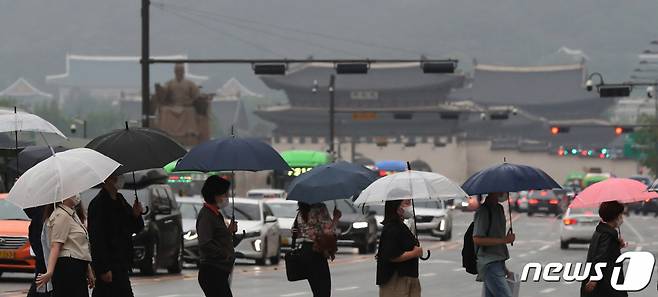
[270,243,281,265]
[167,241,183,274]
[527,212,534,217]
[442,229,452,241]
[255,240,267,266]
[560,241,569,250]
[367,240,377,253]
[141,241,158,275]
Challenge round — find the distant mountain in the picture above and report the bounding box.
[2,0,657,97]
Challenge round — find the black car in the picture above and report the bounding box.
[324,199,378,254]
[82,179,184,275]
[527,190,562,216]
[629,175,653,215]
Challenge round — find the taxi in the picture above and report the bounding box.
[0,193,34,277]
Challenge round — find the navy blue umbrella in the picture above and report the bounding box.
[286,161,379,204]
[462,163,561,196]
[174,137,291,172]
[462,163,560,238]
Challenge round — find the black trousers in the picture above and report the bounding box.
[198,264,232,297]
[301,243,331,297]
[52,257,89,297]
[92,266,134,297]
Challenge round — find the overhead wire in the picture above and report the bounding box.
[157,5,364,58]
[157,7,288,57]
[152,1,423,57]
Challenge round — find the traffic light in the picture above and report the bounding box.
[614,126,634,136]
[550,126,570,135]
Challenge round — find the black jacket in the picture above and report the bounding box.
[88,188,144,274]
[24,206,46,274]
[581,222,627,297]
[376,220,418,286]
[196,206,235,273]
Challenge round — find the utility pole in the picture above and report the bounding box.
[141,0,150,127]
[328,74,336,156]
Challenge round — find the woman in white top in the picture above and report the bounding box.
[36,195,95,297]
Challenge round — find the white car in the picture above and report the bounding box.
[247,189,286,199]
[226,198,281,265]
[366,200,453,241]
[560,207,599,249]
[263,199,298,251]
[412,200,453,241]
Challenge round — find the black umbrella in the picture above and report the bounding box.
[462,162,561,244]
[286,161,379,204]
[86,122,187,212]
[174,133,291,221]
[8,145,67,174]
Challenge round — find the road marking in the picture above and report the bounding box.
[280,292,308,297]
[624,219,644,243]
[452,267,465,272]
[160,295,181,297]
[519,253,528,258]
[539,244,551,251]
[635,246,643,251]
[421,272,437,277]
[540,288,556,293]
[335,286,359,291]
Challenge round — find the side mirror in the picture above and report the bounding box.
[265,215,278,223]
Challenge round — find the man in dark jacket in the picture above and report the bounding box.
[88,175,144,297]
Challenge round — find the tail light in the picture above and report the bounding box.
[563,218,577,225]
[540,191,548,197]
[529,199,539,205]
[549,199,559,205]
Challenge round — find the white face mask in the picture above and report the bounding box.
[217,198,229,209]
[70,195,81,206]
[401,206,414,219]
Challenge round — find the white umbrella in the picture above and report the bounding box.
[7,148,120,208]
[353,170,468,206]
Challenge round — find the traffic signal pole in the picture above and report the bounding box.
[141,0,150,128]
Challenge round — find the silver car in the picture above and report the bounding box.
[560,207,599,249]
[262,199,298,251]
[227,198,281,265]
[367,200,453,241]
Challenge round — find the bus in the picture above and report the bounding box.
[375,160,407,176]
[163,160,229,197]
[271,150,333,190]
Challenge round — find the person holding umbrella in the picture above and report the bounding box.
[88,175,144,297]
[196,175,238,297]
[293,201,341,297]
[581,201,628,297]
[472,193,516,297]
[35,194,94,297]
[377,198,422,297]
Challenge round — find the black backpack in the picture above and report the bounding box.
[461,205,491,275]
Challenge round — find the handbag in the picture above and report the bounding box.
[284,214,308,281]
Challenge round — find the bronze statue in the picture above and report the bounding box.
[152,63,211,146]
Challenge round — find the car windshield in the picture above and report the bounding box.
[569,208,598,216]
[179,203,199,219]
[0,199,29,220]
[223,203,260,221]
[266,202,297,218]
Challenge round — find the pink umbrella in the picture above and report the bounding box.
[569,178,658,208]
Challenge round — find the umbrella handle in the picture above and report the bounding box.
[420,250,431,261]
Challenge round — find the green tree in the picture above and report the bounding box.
[630,115,658,177]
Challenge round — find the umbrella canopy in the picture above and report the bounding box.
[7,148,120,208]
[461,163,561,195]
[174,137,291,172]
[86,123,187,174]
[569,178,658,208]
[0,111,66,139]
[8,145,67,174]
[286,161,379,204]
[353,170,468,206]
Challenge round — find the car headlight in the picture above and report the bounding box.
[253,239,262,252]
[461,201,469,207]
[352,221,369,229]
[183,230,198,241]
[29,246,35,257]
[438,218,446,231]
